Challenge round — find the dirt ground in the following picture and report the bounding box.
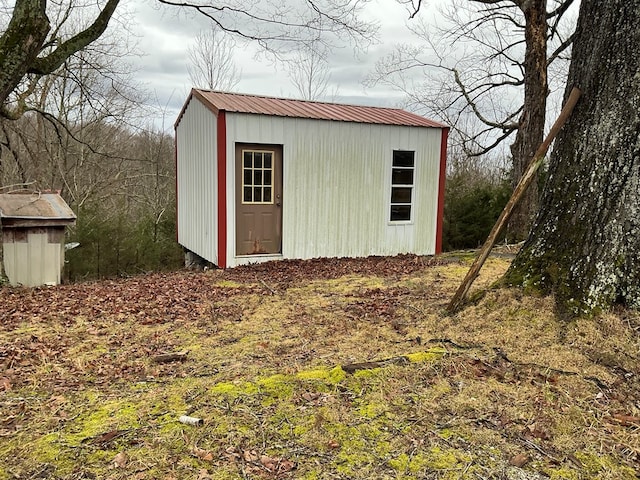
[1,254,639,479]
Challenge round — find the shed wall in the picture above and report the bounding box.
[224,113,444,267]
[2,228,65,286]
[176,98,219,264]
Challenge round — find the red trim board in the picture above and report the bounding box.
[435,127,449,254]
[216,111,227,268]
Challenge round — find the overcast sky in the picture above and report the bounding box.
[127,0,442,128]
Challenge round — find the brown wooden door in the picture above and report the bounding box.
[235,144,283,255]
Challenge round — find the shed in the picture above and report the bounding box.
[0,192,76,286]
[175,90,448,268]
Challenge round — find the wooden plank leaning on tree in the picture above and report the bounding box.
[446,87,582,314]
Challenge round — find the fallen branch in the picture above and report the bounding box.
[260,279,277,295]
[151,350,189,364]
[342,356,410,374]
[447,87,582,313]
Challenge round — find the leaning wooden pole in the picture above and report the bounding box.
[446,87,582,313]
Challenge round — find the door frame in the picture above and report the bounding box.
[234,143,283,257]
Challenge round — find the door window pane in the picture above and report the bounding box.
[241,149,275,204]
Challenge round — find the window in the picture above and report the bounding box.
[390,150,415,222]
[242,150,274,204]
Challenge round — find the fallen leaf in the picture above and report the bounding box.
[88,429,128,445]
[0,377,11,391]
[112,451,128,468]
[259,455,296,473]
[243,449,259,462]
[191,446,214,462]
[327,439,340,449]
[260,455,277,471]
[196,469,212,480]
[509,453,530,467]
[524,423,550,440]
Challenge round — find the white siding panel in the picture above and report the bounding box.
[176,98,218,264]
[3,232,63,286]
[224,114,443,267]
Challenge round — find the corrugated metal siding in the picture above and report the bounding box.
[3,231,63,286]
[224,113,443,267]
[176,97,218,264]
[192,90,445,128]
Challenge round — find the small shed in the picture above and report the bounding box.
[0,192,76,287]
[175,90,448,268]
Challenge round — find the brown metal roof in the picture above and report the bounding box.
[0,192,76,221]
[182,89,446,129]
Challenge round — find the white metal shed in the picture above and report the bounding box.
[175,90,448,268]
[0,192,76,286]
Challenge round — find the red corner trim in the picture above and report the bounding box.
[435,127,449,254]
[217,111,227,268]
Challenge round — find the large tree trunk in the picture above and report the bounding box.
[506,0,548,241]
[504,0,640,315]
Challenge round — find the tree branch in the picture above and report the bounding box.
[29,0,121,75]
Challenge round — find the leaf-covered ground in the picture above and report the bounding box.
[1,254,639,479]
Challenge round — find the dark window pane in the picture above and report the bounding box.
[244,170,252,185]
[254,187,262,202]
[391,187,412,203]
[392,168,414,185]
[264,170,272,186]
[244,186,252,202]
[393,151,414,168]
[264,187,272,202]
[254,153,263,168]
[254,170,263,186]
[390,205,411,221]
[264,153,272,168]
[244,152,252,168]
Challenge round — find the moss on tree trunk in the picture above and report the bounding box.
[504,0,640,316]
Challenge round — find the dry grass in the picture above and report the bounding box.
[1,254,639,480]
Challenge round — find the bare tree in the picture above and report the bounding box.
[0,0,120,118]
[188,26,241,91]
[287,43,335,101]
[1,0,378,119]
[369,0,576,239]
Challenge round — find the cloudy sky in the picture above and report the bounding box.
[126,0,442,128]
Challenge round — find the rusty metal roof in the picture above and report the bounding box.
[179,89,446,129]
[0,192,76,221]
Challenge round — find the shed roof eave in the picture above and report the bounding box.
[187,90,447,129]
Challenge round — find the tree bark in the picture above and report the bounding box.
[0,0,50,110]
[0,0,120,117]
[504,0,640,315]
[506,0,548,241]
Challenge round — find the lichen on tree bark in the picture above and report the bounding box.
[503,0,640,315]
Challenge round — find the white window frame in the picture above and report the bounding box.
[389,150,415,224]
